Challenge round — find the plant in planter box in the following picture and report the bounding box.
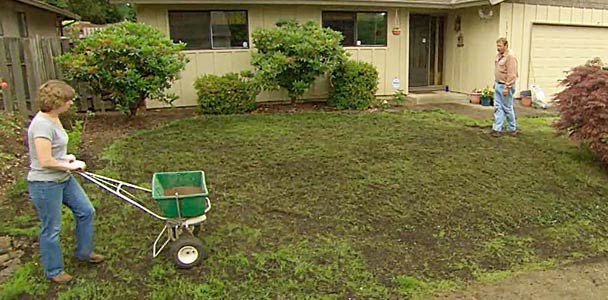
[480,87,494,106]
[470,88,482,104]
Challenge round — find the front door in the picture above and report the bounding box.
[409,14,444,88]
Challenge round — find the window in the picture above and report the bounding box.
[322,11,387,47]
[169,10,249,50]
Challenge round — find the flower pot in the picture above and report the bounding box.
[521,96,532,107]
[480,96,493,106]
[392,28,401,35]
[470,93,481,104]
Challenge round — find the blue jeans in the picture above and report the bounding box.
[493,83,517,133]
[28,176,95,279]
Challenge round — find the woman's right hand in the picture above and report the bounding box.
[67,160,87,171]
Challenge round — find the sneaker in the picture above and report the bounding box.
[490,130,502,138]
[508,131,519,137]
[50,272,73,284]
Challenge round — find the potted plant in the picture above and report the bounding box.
[470,88,482,104]
[391,27,401,35]
[520,90,532,107]
[480,87,494,106]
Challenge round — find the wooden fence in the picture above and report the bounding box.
[0,36,111,115]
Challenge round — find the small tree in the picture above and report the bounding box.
[251,20,347,104]
[58,22,188,116]
[553,58,608,164]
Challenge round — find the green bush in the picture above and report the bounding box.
[194,71,260,115]
[67,119,84,155]
[57,22,188,116]
[328,60,379,110]
[252,20,347,103]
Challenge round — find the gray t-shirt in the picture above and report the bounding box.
[27,113,70,182]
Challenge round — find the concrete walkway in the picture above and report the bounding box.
[405,91,556,120]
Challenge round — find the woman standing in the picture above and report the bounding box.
[27,80,104,283]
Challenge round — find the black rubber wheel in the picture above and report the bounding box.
[169,235,204,269]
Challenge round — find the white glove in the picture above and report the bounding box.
[61,154,76,163]
[67,160,86,171]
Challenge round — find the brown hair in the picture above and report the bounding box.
[38,80,75,112]
[496,37,509,47]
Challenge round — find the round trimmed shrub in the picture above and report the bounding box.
[194,71,260,114]
[57,22,188,116]
[328,60,379,110]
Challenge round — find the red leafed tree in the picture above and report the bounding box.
[553,58,608,164]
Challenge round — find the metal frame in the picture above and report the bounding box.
[77,171,211,258]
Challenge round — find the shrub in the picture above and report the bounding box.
[328,60,379,110]
[194,71,260,114]
[251,20,347,103]
[553,58,608,164]
[57,22,188,116]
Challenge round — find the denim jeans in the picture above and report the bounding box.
[28,175,95,279]
[493,82,517,133]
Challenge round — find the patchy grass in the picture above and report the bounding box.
[0,262,48,300]
[2,110,608,298]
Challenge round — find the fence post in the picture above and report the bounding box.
[24,37,42,112]
[50,38,63,80]
[7,39,28,114]
[0,38,13,112]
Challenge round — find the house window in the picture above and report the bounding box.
[322,11,387,47]
[169,10,249,50]
[17,12,28,37]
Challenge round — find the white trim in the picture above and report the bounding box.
[532,21,608,29]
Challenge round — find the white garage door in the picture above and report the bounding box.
[530,24,608,97]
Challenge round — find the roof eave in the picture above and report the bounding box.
[15,0,81,20]
[111,0,503,9]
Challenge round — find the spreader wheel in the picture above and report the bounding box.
[170,235,204,269]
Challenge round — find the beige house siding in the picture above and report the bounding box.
[499,2,608,93]
[444,5,500,94]
[137,4,409,108]
[1,0,60,37]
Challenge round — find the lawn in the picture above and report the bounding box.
[2,110,608,299]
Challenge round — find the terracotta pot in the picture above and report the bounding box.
[522,96,532,107]
[392,28,401,35]
[470,93,481,104]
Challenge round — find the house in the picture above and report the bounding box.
[0,0,80,38]
[63,21,108,39]
[112,0,608,108]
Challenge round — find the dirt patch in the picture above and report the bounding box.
[80,108,199,169]
[252,101,337,114]
[435,257,608,300]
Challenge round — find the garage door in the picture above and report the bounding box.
[529,24,608,97]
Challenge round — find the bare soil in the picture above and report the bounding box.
[435,257,608,300]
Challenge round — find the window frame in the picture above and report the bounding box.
[322,10,388,47]
[168,9,250,51]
